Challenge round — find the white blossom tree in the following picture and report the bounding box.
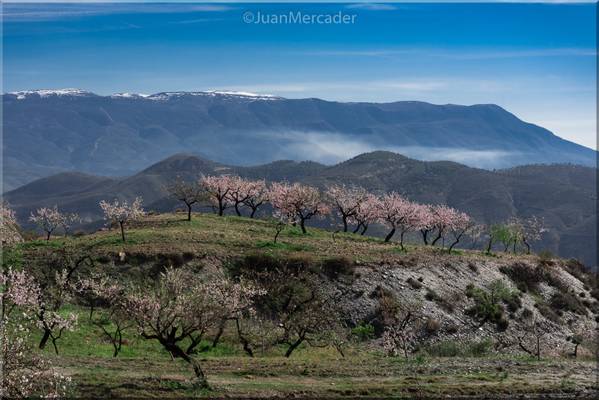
[1,202,23,245]
[99,197,145,242]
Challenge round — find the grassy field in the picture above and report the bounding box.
[6,212,599,398]
[42,309,597,398]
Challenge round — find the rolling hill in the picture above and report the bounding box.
[5,151,596,267]
[3,89,596,190]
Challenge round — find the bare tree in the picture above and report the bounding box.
[517,316,547,361]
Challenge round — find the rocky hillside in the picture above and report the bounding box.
[12,213,598,360]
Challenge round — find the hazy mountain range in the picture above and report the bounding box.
[3,89,596,191]
[4,151,596,267]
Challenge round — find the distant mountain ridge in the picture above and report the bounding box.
[3,89,596,190]
[4,151,596,267]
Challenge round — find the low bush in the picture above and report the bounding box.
[406,277,423,290]
[465,281,519,330]
[423,318,441,336]
[549,291,587,316]
[499,262,567,294]
[535,301,561,323]
[424,289,454,313]
[351,323,375,342]
[321,256,355,280]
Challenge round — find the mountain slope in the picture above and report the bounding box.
[3,90,596,190]
[4,151,596,267]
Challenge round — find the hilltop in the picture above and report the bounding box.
[6,212,598,397]
[5,151,596,266]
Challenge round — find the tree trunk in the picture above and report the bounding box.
[342,216,348,233]
[285,336,304,358]
[218,199,224,216]
[235,319,254,357]
[448,233,463,254]
[46,231,51,241]
[234,203,242,217]
[168,344,209,388]
[361,224,368,235]
[250,208,257,218]
[399,231,406,251]
[353,224,362,234]
[384,227,396,243]
[523,238,531,254]
[119,221,126,242]
[420,230,429,245]
[39,329,51,350]
[431,231,442,246]
[212,320,226,348]
[486,238,493,254]
[186,204,192,221]
[300,219,307,234]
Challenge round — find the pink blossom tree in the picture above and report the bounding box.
[1,268,71,398]
[99,197,145,242]
[378,192,406,243]
[123,268,262,387]
[350,194,382,235]
[269,182,330,234]
[200,175,234,216]
[447,210,473,253]
[241,179,269,218]
[429,205,456,247]
[326,184,368,232]
[29,205,66,240]
[1,202,23,245]
[227,177,268,217]
[415,204,435,245]
[166,178,207,221]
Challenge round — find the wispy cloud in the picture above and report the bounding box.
[345,3,398,11]
[300,47,597,59]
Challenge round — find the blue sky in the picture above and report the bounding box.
[2,2,596,149]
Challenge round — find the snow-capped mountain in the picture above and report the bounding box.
[3,88,596,192]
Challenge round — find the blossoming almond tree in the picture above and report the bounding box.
[167,178,207,221]
[350,194,382,235]
[99,197,145,242]
[200,175,235,216]
[29,205,66,240]
[326,184,369,233]
[123,268,262,388]
[241,179,269,218]
[447,210,473,253]
[269,182,331,234]
[1,202,23,245]
[1,268,72,398]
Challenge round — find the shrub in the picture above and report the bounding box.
[351,323,375,342]
[424,289,454,313]
[535,302,561,323]
[549,291,587,316]
[321,256,355,280]
[537,250,555,265]
[424,318,441,336]
[465,281,518,329]
[500,262,566,293]
[406,277,423,290]
[445,324,459,334]
[467,262,479,273]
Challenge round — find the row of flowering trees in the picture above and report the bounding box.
[192,177,475,253]
[10,176,545,252]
